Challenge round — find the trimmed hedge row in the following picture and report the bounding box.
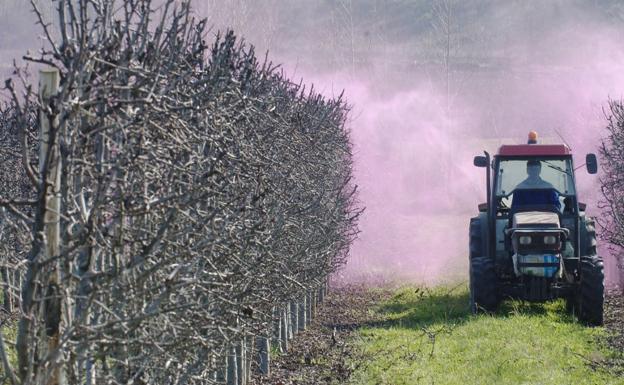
[0,1,359,383]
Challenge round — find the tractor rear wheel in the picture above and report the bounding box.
[469,217,483,259]
[576,255,604,326]
[469,257,499,313]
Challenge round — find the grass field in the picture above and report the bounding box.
[350,286,624,385]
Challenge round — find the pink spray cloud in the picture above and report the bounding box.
[281,21,624,287]
[3,1,624,287]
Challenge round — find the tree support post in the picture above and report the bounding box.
[290,301,299,335]
[255,334,270,375]
[39,68,66,385]
[298,296,306,332]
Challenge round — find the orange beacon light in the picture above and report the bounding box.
[528,131,538,144]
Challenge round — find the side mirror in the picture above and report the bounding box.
[586,153,598,174]
[474,156,488,168]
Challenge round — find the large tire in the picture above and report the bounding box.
[469,257,500,313]
[581,218,597,256]
[577,255,604,326]
[469,217,483,259]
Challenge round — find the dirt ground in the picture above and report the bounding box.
[604,290,624,375]
[252,286,624,384]
[251,284,391,385]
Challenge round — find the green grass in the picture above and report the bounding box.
[0,323,17,384]
[351,285,624,385]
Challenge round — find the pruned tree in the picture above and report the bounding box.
[0,0,360,384]
[599,100,624,289]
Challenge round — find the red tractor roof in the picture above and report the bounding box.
[498,144,571,157]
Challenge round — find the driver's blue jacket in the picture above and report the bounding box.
[512,188,560,212]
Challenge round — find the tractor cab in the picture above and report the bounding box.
[470,132,604,325]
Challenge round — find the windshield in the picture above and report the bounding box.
[495,158,575,196]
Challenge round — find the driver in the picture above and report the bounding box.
[513,160,560,212]
[516,160,555,190]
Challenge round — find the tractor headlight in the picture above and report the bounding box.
[519,236,532,245]
[543,235,557,245]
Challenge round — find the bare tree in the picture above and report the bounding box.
[599,100,624,289]
[0,1,359,384]
[431,0,454,115]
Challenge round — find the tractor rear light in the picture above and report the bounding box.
[519,236,532,245]
[543,235,557,245]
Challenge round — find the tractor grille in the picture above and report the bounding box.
[523,276,551,302]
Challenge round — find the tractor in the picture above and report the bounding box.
[470,131,604,325]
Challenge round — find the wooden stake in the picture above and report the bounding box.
[39,69,64,385]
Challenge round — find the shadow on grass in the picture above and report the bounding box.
[361,286,576,330]
[371,286,471,329]
[497,297,576,323]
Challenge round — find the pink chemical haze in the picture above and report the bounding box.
[284,24,624,288]
[2,1,623,287]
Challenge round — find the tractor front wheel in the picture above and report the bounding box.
[576,255,604,326]
[469,257,500,314]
